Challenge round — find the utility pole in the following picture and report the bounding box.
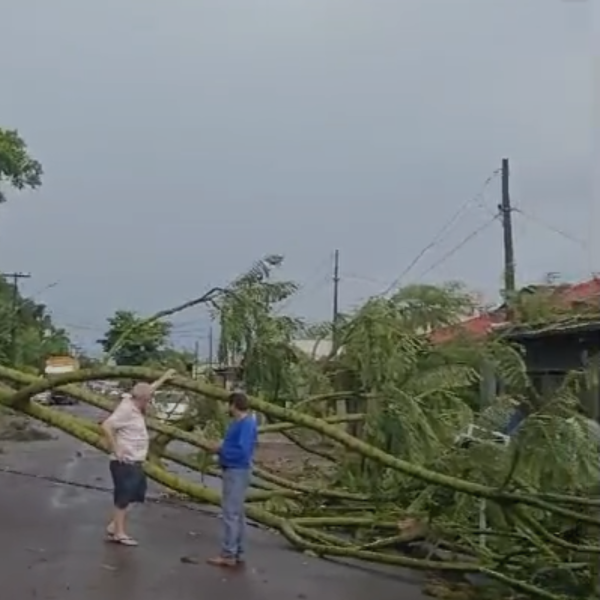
[3,271,32,365]
[332,249,340,351]
[499,158,516,307]
[193,339,200,379]
[208,326,214,366]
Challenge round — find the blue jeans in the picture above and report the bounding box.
[221,468,251,559]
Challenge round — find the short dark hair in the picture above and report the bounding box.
[228,391,250,411]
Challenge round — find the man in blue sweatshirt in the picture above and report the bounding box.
[207,391,258,567]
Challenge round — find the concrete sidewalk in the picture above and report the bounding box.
[0,431,428,600]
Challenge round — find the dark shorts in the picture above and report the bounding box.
[109,460,147,509]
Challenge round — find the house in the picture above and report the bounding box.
[430,277,600,344]
[431,277,600,421]
[210,339,334,390]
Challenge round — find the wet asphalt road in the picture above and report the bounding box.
[0,420,427,600]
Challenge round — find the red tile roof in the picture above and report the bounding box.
[430,277,600,344]
[558,277,600,304]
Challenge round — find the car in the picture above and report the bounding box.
[33,392,50,404]
[47,391,77,406]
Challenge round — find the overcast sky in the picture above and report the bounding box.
[0,0,595,353]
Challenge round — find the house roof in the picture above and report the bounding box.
[501,314,600,339]
[430,276,600,344]
[430,312,502,344]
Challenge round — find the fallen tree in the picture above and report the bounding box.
[2,260,599,599]
[0,364,598,600]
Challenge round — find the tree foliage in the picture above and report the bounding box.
[214,254,305,398]
[0,128,43,202]
[205,262,599,596]
[212,257,598,497]
[98,310,172,366]
[144,347,196,374]
[3,249,596,598]
[0,276,70,368]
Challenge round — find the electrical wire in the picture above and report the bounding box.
[513,207,588,249]
[274,255,334,315]
[378,169,500,296]
[59,260,332,338]
[417,215,500,279]
[62,323,105,332]
[340,272,388,287]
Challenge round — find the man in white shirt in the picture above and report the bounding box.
[101,370,175,546]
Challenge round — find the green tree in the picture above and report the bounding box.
[98,310,172,365]
[70,344,98,369]
[144,347,196,374]
[214,255,306,398]
[0,128,43,202]
[0,277,70,368]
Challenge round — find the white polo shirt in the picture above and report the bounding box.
[104,396,149,463]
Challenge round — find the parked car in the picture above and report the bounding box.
[47,391,77,406]
[33,392,50,404]
[44,355,80,406]
[32,389,77,406]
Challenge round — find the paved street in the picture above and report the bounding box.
[0,425,427,600]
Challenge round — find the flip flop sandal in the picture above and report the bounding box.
[110,535,139,546]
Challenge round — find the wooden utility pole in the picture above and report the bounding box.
[3,271,32,365]
[499,158,516,300]
[193,339,200,379]
[332,249,340,351]
[208,326,214,366]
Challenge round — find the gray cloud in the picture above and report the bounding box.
[0,0,593,351]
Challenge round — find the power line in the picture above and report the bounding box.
[274,255,333,314]
[62,323,105,332]
[0,280,60,332]
[379,169,500,297]
[170,320,210,332]
[341,272,388,287]
[513,207,588,249]
[417,215,500,279]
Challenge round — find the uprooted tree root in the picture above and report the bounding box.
[1,365,598,600]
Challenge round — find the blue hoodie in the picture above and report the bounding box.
[219,414,258,469]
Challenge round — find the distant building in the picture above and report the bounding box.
[291,338,333,360]
[209,338,334,390]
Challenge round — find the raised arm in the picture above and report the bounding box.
[149,368,177,393]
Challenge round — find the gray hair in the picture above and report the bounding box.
[131,382,154,401]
